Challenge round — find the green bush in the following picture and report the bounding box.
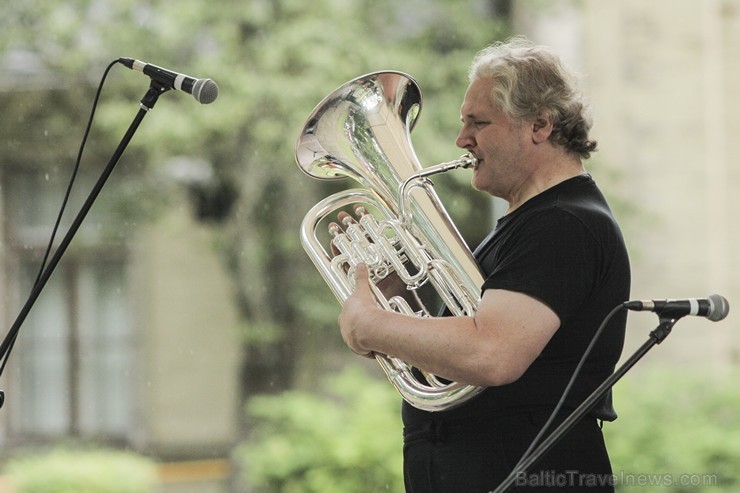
[3,447,157,493]
[604,369,740,492]
[237,367,404,493]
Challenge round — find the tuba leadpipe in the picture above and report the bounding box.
[296,71,485,411]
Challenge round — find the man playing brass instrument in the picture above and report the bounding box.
[337,37,630,492]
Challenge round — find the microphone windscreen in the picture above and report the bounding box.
[708,294,730,322]
[193,79,219,104]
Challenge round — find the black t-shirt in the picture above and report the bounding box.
[403,174,631,425]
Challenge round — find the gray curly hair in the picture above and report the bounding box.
[469,36,597,159]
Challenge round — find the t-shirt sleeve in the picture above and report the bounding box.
[480,209,598,324]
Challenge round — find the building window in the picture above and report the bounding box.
[4,166,134,441]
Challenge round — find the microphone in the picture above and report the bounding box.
[623,294,729,322]
[118,58,219,104]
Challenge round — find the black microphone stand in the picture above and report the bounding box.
[0,81,170,409]
[491,315,679,493]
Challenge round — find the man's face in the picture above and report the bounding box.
[455,77,532,201]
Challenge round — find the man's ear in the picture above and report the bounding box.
[531,115,554,144]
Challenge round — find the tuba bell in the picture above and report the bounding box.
[296,71,485,412]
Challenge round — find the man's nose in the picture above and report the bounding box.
[456,128,474,149]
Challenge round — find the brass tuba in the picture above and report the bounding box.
[296,71,485,412]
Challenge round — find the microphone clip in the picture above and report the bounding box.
[140,79,171,111]
[649,318,677,344]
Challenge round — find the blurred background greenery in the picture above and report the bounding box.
[0,0,737,492]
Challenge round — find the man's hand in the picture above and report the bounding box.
[338,263,378,358]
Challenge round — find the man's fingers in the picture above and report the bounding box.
[354,262,370,285]
[337,210,352,225]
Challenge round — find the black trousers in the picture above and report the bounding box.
[403,410,615,493]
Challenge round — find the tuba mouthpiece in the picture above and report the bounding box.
[436,153,478,173]
[460,153,478,170]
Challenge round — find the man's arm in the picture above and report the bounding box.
[339,263,560,387]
